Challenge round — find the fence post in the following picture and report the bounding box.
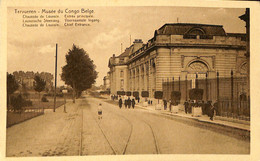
[162,79,164,100]
[179,76,181,91]
[217,71,219,101]
[206,73,208,101]
[231,70,234,115]
[186,75,188,101]
[195,73,198,88]
[167,78,169,101]
[172,77,174,91]
[237,82,239,116]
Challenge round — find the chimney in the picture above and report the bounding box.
[133,39,143,44]
[132,39,143,53]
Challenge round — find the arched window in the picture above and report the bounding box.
[240,62,248,75]
[188,61,208,73]
[188,28,205,35]
[187,61,209,88]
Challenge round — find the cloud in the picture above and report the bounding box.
[86,27,130,50]
[39,44,56,54]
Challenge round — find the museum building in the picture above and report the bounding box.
[108,23,247,100]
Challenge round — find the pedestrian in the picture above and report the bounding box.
[201,100,205,115]
[124,99,127,108]
[213,100,219,115]
[163,99,167,110]
[184,101,189,114]
[209,101,215,121]
[119,97,122,109]
[137,96,140,103]
[127,97,131,109]
[132,98,135,109]
[169,100,172,111]
[206,101,211,116]
[98,103,102,119]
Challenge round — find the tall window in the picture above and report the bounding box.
[120,70,124,78]
[120,79,124,90]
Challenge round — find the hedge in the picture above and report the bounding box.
[189,88,203,101]
[141,91,149,97]
[126,91,132,96]
[133,91,139,98]
[154,91,163,99]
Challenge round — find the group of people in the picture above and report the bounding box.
[111,95,118,101]
[162,99,219,120]
[118,96,136,109]
[184,100,219,120]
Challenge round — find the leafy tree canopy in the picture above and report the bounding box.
[34,75,46,93]
[7,73,19,95]
[61,44,98,94]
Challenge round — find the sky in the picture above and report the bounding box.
[7,6,246,86]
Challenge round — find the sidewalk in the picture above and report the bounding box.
[6,100,82,157]
[135,103,250,132]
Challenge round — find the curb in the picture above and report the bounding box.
[135,104,250,132]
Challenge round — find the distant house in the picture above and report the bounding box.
[13,71,54,91]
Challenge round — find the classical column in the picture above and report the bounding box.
[139,65,142,93]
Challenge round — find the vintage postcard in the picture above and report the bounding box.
[1,0,260,161]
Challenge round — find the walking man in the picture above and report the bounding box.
[184,101,189,114]
[119,97,122,109]
[209,101,216,121]
[163,99,167,110]
[132,98,135,109]
[124,99,127,108]
[127,97,131,109]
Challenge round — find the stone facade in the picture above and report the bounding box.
[108,23,247,99]
[103,74,110,91]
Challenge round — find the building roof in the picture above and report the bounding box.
[155,23,226,36]
[227,33,246,37]
[118,47,131,58]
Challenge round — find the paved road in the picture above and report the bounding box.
[80,96,249,155]
[6,95,250,157]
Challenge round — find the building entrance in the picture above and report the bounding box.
[186,61,209,88]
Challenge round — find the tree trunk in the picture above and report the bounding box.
[72,82,76,103]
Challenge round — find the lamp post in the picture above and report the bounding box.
[62,89,68,113]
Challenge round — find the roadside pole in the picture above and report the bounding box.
[54,43,58,112]
[62,89,68,113]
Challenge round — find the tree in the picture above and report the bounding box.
[34,75,46,102]
[126,91,132,96]
[141,91,149,101]
[189,88,203,101]
[154,91,163,104]
[61,44,98,103]
[7,73,19,107]
[21,83,29,99]
[133,91,139,99]
[171,91,181,105]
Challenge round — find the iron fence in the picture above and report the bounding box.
[162,72,250,119]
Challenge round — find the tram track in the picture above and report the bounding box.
[102,102,160,154]
[79,97,160,155]
[95,106,133,155]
